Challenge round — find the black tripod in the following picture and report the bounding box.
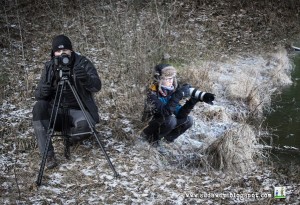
[36,73,118,186]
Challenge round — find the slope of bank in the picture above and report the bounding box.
[1,49,299,204]
[1,0,300,204]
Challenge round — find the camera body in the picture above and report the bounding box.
[54,53,72,78]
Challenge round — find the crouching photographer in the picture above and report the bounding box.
[141,64,215,147]
[32,35,101,169]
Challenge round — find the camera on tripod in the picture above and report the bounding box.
[36,52,119,185]
[54,53,72,78]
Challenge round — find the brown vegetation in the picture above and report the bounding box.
[1,0,300,204]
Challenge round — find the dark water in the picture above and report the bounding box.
[264,53,300,164]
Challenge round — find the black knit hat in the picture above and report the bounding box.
[52,35,73,53]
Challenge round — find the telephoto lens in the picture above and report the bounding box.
[189,88,205,101]
[189,88,215,105]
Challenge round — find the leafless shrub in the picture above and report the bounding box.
[206,123,259,173]
[265,48,293,87]
[177,61,213,91]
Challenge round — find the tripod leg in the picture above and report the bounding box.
[67,80,119,177]
[36,129,55,186]
[64,137,71,160]
[63,131,71,160]
[92,128,119,177]
[63,109,71,160]
[36,80,66,186]
[63,128,71,159]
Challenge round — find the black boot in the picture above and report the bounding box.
[142,132,159,144]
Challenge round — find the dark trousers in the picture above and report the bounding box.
[32,100,95,157]
[143,115,193,143]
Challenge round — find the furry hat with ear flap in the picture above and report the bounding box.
[154,64,178,93]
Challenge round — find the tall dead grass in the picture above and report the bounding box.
[171,47,293,173]
[206,123,258,173]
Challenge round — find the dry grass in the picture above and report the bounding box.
[172,47,293,173]
[206,123,258,173]
[1,1,300,204]
[0,0,299,179]
[265,48,293,87]
[1,0,300,105]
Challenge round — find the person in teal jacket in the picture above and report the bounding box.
[142,64,215,145]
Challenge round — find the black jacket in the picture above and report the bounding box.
[142,83,197,122]
[35,52,101,123]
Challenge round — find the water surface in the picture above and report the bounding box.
[264,53,300,164]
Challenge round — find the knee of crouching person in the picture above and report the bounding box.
[165,115,177,130]
[76,120,90,132]
[32,100,51,121]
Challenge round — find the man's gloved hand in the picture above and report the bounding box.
[41,84,52,97]
[177,84,191,98]
[202,93,215,105]
[74,66,88,81]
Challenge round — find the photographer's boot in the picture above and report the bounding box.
[141,131,159,144]
[46,155,58,169]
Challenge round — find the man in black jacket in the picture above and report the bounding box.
[32,35,101,169]
[142,64,215,146]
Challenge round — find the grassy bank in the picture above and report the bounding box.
[1,0,300,204]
